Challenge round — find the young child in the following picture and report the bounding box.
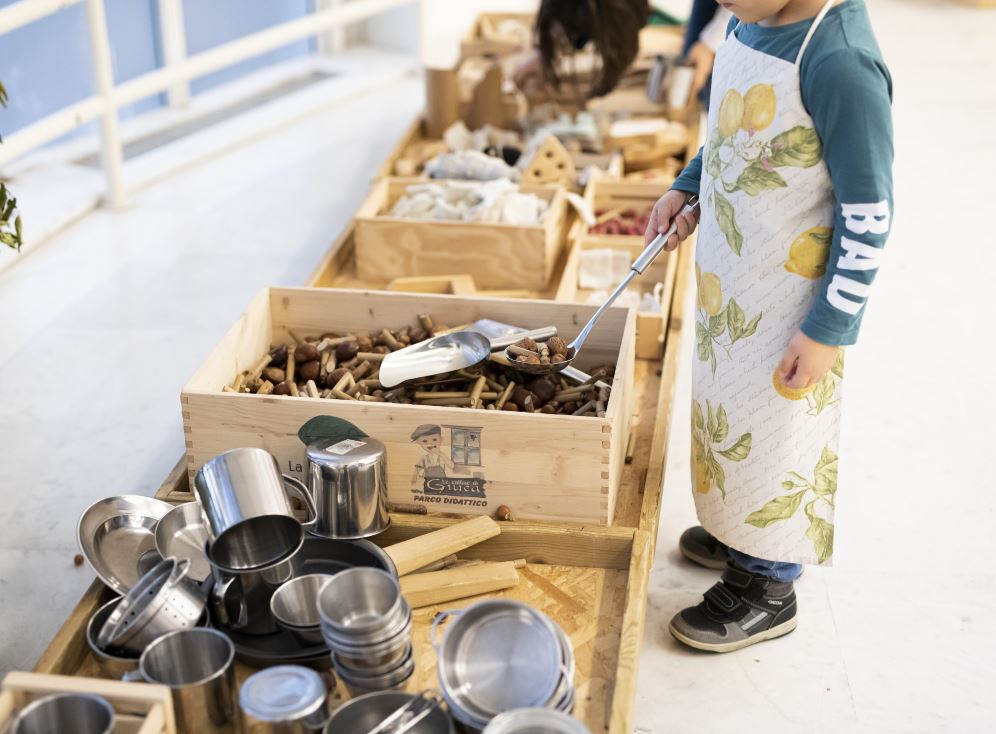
[645,0,892,652]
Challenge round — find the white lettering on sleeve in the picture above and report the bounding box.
[842,201,890,235]
[827,275,870,315]
[837,236,884,271]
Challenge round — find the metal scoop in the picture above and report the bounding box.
[379,325,556,387]
[505,196,700,376]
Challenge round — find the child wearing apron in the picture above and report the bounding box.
[646,0,893,652]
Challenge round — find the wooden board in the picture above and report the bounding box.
[353,178,567,291]
[182,287,637,526]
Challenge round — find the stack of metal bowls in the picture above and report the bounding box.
[435,600,576,731]
[317,568,414,695]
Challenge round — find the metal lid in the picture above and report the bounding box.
[239,665,327,722]
[306,437,385,468]
[482,708,591,734]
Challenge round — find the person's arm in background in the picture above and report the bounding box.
[686,6,733,97]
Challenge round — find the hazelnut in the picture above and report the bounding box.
[501,402,519,411]
[73,553,84,567]
[299,360,320,382]
[562,401,578,413]
[539,356,551,365]
[540,404,557,414]
[528,377,556,403]
[372,345,391,355]
[336,342,360,362]
[325,367,350,388]
[516,354,540,365]
[495,505,513,521]
[273,381,292,396]
[356,333,375,352]
[295,343,319,363]
[514,337,538,352]
[262,367,286,384]
[268,345,288,367]
[546,336,568,355]
[550,353,567,364]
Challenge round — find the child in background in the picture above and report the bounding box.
[645,0,892,652]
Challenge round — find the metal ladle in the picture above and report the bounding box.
[506,196,700,376]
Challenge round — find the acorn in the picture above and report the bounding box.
[268,345,289,367]
[294,343,319,363]
[325,367,351,389]
[299,360,320,382]
[527,377,556,404]
[336,341,360,362]
[273,381,292,396]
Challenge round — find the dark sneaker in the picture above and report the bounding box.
[678,526,729,570]
[669,565,798,653]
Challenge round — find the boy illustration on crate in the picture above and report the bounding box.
[410,424,455,491]
[645,0,892,652]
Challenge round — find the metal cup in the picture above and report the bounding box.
[210,552,296,635]
[271,574,333,645]
[305,437,390,539]
[126,628,237,733]
[194,448,318,571]
[12,694,115,734]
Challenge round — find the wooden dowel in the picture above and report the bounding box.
[257,380,274,395]
[289,382,300,397]
[332,388,356,400]
[573,399,597,416]
[305,380,320,398]
[495,382,515,409]
[351,361,373,381]
[288,330,304,345]
[357,352,387,362]
[380,329,400,350]
[286,351,296,383]
[248,354,272,381]
[414,391,470,400]
[470,375,486,409]
[232,372,246,392]
[507,344,540,359]
[418,314,434,332]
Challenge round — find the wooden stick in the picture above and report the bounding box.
[495,381,515,409]
[351,361,373,381]
[288,330,304,345]
[359,394,385,402]
[388,501,428,515]
[305,380,320,398]
[324,335,358,347]
[222,385,238,393]
[358,379,384,389]
[573,399,597,416]
[385,516,502,576]
[248,354,272,381]
[433,322,473,336]
[286,351,296,383]
[257,380,274,395]
[380,329,400,350]
[357,352,386,362]
[470,375,486,409]
[400,562,520,608]
[414,391,470,400]
[332,388,356,401]
[507,344,540,359]
[596,399,606,417]
[232,372,246,393]
[333,373,354,393]
[409,553,459,574]
[319,350,331,378]
[289,382,299,397]
[418,313,434,332]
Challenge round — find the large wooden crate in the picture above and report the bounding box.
[354,178,567,291]
[182,287,637,526]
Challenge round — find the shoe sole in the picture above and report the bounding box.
[668,616,798,653]
[678,544,728,570]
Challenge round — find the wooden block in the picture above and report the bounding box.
[520,134,577,186]
[400,561,519,607]
[385,516,501,576]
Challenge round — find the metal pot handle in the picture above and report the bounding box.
[166,557,192,586]
[212,574,247,629]
[282,474,318,531]
[429,609,462,654]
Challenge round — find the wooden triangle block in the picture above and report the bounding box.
[520,133,576,185]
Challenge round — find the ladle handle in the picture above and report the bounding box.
[571,196,700,354]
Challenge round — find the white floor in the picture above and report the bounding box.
[1,1,994,731]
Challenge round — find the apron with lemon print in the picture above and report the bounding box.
[691,0,842,566]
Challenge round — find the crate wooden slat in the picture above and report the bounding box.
[1,672,175,734]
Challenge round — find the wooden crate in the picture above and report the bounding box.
[571,178,672,247]
[0,672,175,734]
[354,178,567,291]
[459,12,535,59]
[182,287,637,526]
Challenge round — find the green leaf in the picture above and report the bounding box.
[813,445,838,498]
[14,215,22,246]
[697,329,713,363]
[692,401,704,432]
[806,515,834,563]
[768,125,823,168]
[707,452,726,498]
[726,298,745,342]
[2,198,14,223]
[733,160,788,196]
[708,310,727,338]
[712,404,729,443]
[782,480,797,491]
[745,491,807,528]
[297,415,367,447]
[741,312,762,339]
[810,373,835,415]
[706,400,716,441]
[713,190,743,256]
[831,350,845,379]
[719,432,752,461]
[705,141,722,179]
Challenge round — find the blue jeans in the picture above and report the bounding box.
[728,549,802,583]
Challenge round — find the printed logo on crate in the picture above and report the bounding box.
[408,423,489,508]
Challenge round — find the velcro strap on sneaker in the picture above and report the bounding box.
[721,565,754,590]
[703,582,742,613]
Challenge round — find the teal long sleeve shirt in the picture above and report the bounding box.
[672,0,893,347]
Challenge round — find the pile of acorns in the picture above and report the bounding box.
[507,335,570,366]
[224,315,613,417]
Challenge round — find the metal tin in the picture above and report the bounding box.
[305,437,390,539]
[239,665,330,733]
[12,693,115,734]
[482,708,591,734]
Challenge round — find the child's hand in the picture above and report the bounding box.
[778,331,840,389]
[645,190,699,251]
[685,41,716,98]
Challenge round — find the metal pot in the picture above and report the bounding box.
[305,437,390,539]
[86,598,140,677]
[194,448,318,572]
[239,665,330,733]
[324,692,455,734]
[12,694,115,734]
[97,558,206,655]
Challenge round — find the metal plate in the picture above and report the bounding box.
[77,495,174,594]
[210,536,396,668]
[155,502,211,582]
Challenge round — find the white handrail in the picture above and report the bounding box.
[0,0,419,205]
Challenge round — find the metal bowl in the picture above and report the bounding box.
[317,568,403,636]
[334,646,415,697]
[85,598,140,678]
[436,601,563,721]
[271,574,334,628]
[154,502,211,582]
[482,708,590,734]
[333,640,413,677]
[323,692,455,734]
[77,495,174,593]
[320,600,412,651]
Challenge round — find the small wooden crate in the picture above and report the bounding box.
[571,178,672,247]
[354,178,567,291]
[0,672,175,734]
[182,287,636,526]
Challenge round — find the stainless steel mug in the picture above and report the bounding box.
[305,437,390,539]
[239,665,330,733]
[126,627,237,733]
[210,551,296,635]
[194,447,318,571]
[12,694,115,734]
